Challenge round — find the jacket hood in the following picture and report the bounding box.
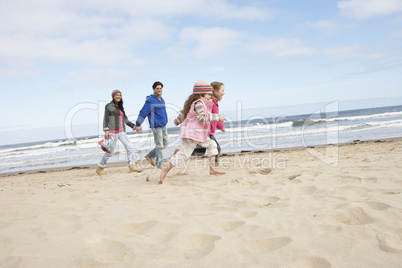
[146,94,162,102]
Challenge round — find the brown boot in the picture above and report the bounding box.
[129,164,143,173]
[96,164,105,176]
[145,156,156,166]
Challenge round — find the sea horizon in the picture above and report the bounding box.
[1,103,401,175]
[1,97,402,147]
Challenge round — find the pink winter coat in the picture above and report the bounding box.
[180,97,214,143]
[209,99,224,136]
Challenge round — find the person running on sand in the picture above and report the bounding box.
[159,80,226,184]
[135,81,169,169]
[208,81,226,166]
[96,90,143,176]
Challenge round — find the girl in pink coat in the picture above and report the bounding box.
[209,81,226,165]
[159,80,226,184]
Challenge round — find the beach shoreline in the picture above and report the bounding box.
[2,136,401,177]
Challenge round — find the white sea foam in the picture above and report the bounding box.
[1,105,401,174]
[308,110,402,123]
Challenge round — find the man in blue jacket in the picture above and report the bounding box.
[135,81,168,169]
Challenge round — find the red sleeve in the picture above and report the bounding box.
[216,121,225,130]
[212,100,224,130]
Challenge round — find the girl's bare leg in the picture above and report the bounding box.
[209,156,225,175]
[159,149,180,184]
[159,162,174,184]
[172,148,180,157]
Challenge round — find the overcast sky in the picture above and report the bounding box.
[1,0,402,143]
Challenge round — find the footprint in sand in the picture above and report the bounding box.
[293,256,332,268]
[237,211,258,218]
[211,221,245,232]
[295,186,317,195]
[376,233,402,253]
[231,177,260,186]
[184,244,215,260]
[261,196,280,207]
[87,238,127,254]
[138,222,182,244]
[246,237,292,253]
[316,224,342,234]
[339,175,362,182]
[327,207,374,225]
[82,213,103,223]
[164,234,221,261]
[147,231,178,245]
[248,168,272,175]
[366,202,391,211]
[85,238,135,262]
[74,258,114,268]
[69,203,92,212]
[18,227,47,240]
[146,173,159,182]
[382,191,400,195]
[176,234,221,251]
[115,220,157,235]
[364,177,377,183]
[47,223,82,236]
[288,174,301,180]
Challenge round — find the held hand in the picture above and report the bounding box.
[104,132,109,140]
[219,115,226,122]
[135,126,142,133]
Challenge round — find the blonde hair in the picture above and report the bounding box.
[211,81,224,100]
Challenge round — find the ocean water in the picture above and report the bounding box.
[1,105,401,175]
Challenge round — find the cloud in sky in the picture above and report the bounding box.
[305,19,357,35]
[338,0,402,19]
[0,0,274,73]
[324,45,374,61]
[0,0,402,142]
[177,27,244,58]
[2,0,399,69]
[246,37,318,59]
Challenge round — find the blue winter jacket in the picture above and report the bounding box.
[135,94,168,128]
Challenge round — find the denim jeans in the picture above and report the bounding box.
[147,126,169,168]
[99,132,134,167]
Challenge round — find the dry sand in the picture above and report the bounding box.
[0,139,402,267]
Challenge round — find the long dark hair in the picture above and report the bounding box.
[181,94,201,119]
[113,98,126,115]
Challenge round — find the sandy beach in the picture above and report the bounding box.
[1,139,402,267]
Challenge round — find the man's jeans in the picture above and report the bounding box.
[147,126,169,168]
[99,132,134,167]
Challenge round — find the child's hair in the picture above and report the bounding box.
[211,81,224,98]
[181,94,202,119]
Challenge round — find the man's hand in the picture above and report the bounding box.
[135,126,142,133]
